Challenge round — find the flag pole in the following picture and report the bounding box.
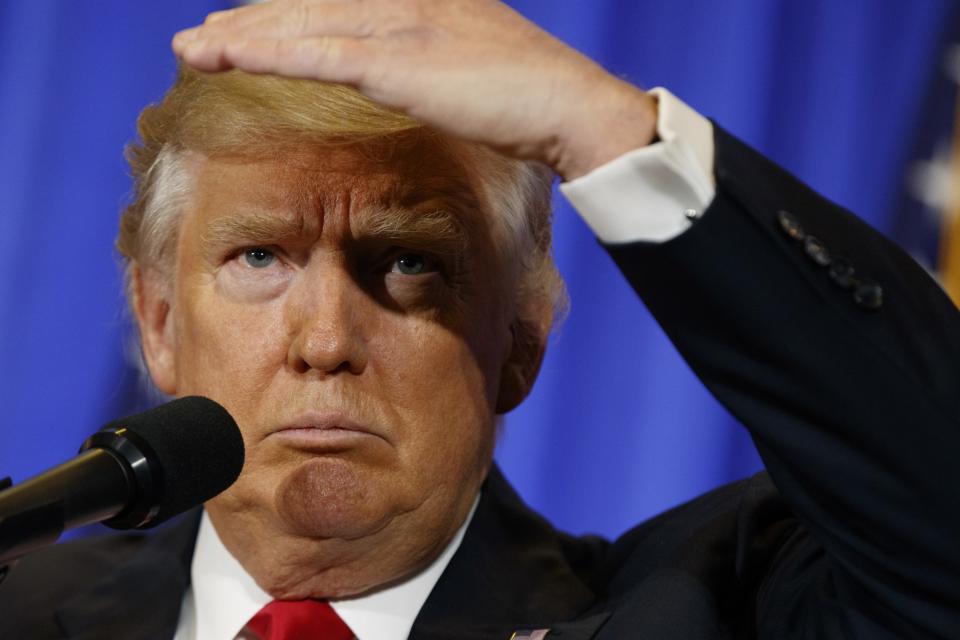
[941,88,960,306]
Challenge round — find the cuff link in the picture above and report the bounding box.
[683,208,702,222]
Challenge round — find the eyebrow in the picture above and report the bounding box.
[201,212,310,255]
[200,204,471,257]
[358,205,470,257]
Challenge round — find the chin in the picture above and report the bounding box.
[274,457,392,539]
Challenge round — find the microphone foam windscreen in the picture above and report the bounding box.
[102,396,244,527]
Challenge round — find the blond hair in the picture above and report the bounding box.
[118,67,566,345]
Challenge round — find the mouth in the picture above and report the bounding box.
[267,412,386,452]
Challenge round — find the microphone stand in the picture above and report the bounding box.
[0,441,135,574]
[0,475,67,584]
[0,476,7,586]
[0,476,14,585]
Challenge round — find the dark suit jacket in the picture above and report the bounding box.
[2,127,958,639]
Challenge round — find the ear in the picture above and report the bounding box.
[495,319,547,414]
[130,265,177,395]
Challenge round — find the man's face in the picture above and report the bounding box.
[136,138,531,595]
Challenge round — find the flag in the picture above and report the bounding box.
[901,40,960,307]
[941,49,960,304]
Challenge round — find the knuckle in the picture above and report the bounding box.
[286,1,313,35]
[204,9,236,26]
[356,50,389,89]
[316,38,343,66]
[275,36,316,63]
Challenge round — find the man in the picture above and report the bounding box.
[2,1,958,638]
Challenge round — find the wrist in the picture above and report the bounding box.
[551,79,659,181]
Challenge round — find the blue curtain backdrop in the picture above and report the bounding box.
[0,1,956,540]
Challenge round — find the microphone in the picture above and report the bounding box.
[0,396,244,567]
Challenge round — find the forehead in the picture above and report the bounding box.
[187,138,488,239]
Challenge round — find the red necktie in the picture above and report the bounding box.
[239,599,355,640]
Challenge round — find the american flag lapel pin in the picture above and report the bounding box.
[510,630,550,640]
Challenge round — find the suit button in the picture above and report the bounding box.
[853,280,883,310]
[803,236,831,266]
[777,210,805,240]
[828,257,857,289]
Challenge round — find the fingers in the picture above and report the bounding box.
[185,36,373,86]
[177,3,280,46]
[173,1,366,56]
[203,8,246,25]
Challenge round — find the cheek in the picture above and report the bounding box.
[174,281,289,407]
[374,319,499,479]
[378,318,491,404]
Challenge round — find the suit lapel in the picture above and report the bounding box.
[54,510,201,639]
[410,466,610,640]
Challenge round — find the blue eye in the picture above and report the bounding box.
[394,253,426,275]
[244,248,275,268]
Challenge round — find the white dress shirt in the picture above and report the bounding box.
[174,87,716,639]
[175,500,477,640]
[561,87,715,243]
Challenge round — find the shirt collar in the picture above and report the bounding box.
[184,498,478,640]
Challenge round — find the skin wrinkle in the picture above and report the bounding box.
[126,138,562,399]
[121,67,565,335]
[198,143,479,286]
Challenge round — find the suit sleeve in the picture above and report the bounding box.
[603,125,960,639]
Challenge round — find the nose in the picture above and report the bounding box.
[286,264,369,376]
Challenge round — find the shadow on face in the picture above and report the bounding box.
[132,133,540,595]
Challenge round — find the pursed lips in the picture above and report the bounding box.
[266,412,388,450]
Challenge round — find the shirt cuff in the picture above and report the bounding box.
[559,87,717,244]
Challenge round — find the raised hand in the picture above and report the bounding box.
[172,0,657,179]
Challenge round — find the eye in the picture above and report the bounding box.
[391,253,430,275]
[243,248,276,269]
